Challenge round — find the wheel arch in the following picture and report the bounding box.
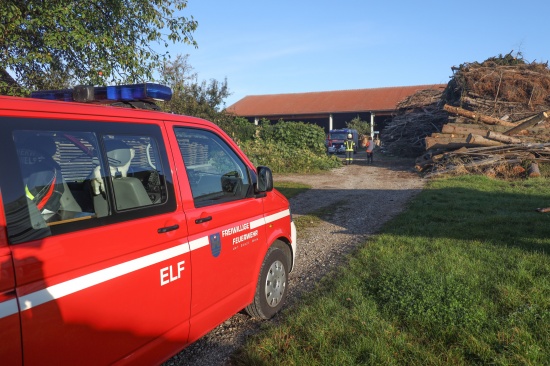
[245,240,291,319]
[271,237,293,272]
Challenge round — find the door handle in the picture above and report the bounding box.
[157,224,179,233]
[195,216,212,224]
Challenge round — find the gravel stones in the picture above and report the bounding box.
[164,151,425,366]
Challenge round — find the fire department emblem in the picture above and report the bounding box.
[209,233,221,257]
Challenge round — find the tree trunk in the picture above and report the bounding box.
[425,136,468,150]
[486,131,522,144]
[444,104,516,127]
[441,124,489,136]
[528,162,541,178]
[466,134,504,146]
[504,111,550,136]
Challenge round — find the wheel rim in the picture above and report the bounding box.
[264,259,286,308]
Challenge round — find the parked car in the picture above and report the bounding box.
[0,83,297,365]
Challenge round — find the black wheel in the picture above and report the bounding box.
[246,247,289,319]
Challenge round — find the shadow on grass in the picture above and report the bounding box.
[383,183,550,255]
[288,176,550,255]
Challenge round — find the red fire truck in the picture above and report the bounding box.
[0,83,296,365]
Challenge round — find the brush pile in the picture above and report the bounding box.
[382,88,447,157]
[384,52,550,178]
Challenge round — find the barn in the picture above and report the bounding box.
[227,84,446,135]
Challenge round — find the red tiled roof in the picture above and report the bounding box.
[227,84,446,116]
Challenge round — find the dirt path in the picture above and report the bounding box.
[164,151,425,366]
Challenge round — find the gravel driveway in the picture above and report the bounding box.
[165,150,425,366]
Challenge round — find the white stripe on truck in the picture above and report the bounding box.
[0,210,292,317]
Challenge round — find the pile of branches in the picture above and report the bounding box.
[383,52,550,178]
[382,88,448,157]
[419,142,550,179]
[445,52,550,121]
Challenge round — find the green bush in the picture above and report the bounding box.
[212,115,257,143]
[260,120,327,155]
[211,117,340,173]
[240,138,340,173]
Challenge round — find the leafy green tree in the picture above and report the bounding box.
[158,54,230,119]
[0,0,197,95]
[346,116,371,137]
[157,54,254,141]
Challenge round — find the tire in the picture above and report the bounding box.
[246,247,289,319]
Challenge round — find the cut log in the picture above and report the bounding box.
[466,134,504,146]
[415,160,432,171]
[443,104,517,127]
[430,132,469,139]
[414,151,447,171]
[442,124,489,136]
[486,131,522,144]
[528,162,541,178]
[453,147,470,153]
[504,110,550,136]
[425,136,468,150]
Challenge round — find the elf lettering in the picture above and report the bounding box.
[160,260,185,286]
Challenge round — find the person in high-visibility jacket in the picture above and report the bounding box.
[344,133,355,165]
[18,136,65,214]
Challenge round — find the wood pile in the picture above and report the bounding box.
[418,142,550,179]
[384,53,550,178]
[382,88,448,157]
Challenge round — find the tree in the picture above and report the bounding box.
[0,0,198,95]
[158,54,230,119]
[346,116,371,137]
[157,54,256,141]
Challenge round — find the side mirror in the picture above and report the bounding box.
[256,166,273,193]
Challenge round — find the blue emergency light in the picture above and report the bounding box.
[30,88,75,102]
[30,83,172,103]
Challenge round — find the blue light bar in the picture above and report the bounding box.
[30,83,172,103]
[95,83,172,102]
[30,89,74,101]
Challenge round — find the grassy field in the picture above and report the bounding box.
[273,181,310,200]
[237,175,550,365]
[274,181,347,232]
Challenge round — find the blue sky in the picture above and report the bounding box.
[171,0,550,107]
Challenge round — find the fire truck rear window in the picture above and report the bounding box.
[5,126,173,245]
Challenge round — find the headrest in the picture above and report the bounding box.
[105,140,132,167]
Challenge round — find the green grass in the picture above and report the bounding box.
[291,200,347,233]
[234,175,550,365]
[274,181,310,200]
[274,181,344,233]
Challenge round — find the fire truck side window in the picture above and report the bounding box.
[174,127,251,208]
[96,135,168,213]
[4,122,175,245]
